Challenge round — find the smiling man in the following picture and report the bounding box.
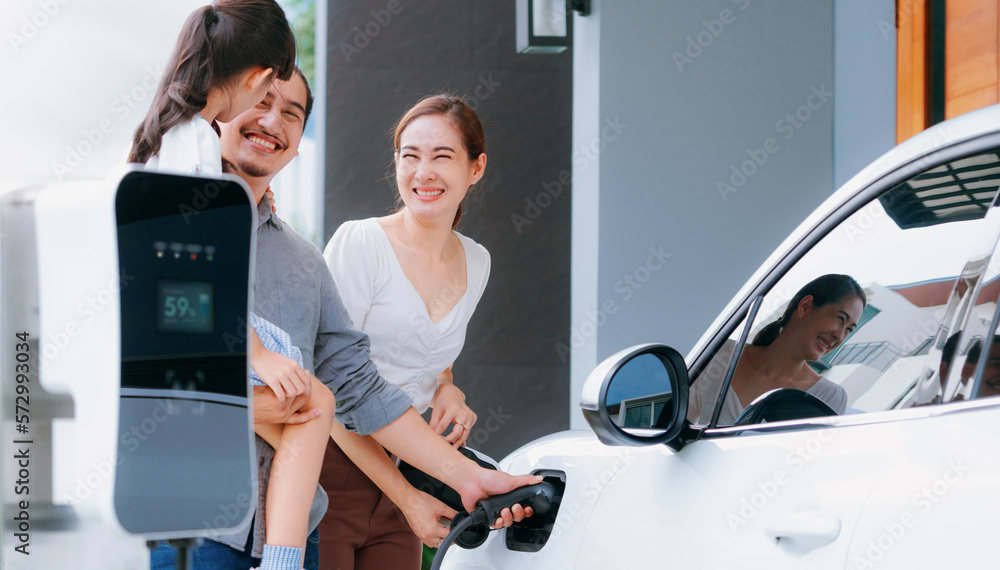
[150,69,537,570]
[219,73,307,182]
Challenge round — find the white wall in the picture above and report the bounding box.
[570,0,895,428]
[2,1,204,182]
[2,0,323,246]
[569,0,603,430]
[271,137,322,243]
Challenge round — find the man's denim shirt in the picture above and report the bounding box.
[213,197,412,556]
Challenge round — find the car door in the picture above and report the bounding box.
[575,143,1000,568]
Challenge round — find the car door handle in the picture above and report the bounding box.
[765,511,842,556]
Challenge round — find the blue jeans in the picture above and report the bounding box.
[150,528,320,570]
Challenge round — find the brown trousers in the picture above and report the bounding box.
[317,438,421,570]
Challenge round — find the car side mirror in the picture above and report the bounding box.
[733,388,837,426]
[580,344,689,447]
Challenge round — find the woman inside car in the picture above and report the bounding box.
[687,273,866,426]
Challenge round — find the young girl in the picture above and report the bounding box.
[130,3,332,569]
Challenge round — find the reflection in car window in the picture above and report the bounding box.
[691,149,1000,427]
[606,353,673,430]
[688,275,862,426]
[975,335,1000,398]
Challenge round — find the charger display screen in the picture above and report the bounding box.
[157,279,214,334]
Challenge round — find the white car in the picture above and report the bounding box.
[442,104,1000,569]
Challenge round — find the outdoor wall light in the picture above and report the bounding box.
[516,0,590,54]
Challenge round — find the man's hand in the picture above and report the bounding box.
[253,385,322,425]
[458,470,542,529]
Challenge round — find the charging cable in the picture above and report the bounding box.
[430,481,557,570]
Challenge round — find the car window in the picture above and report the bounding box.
[972,333,1000,399]
[689,149,1000,428]
[962,262,1000,401]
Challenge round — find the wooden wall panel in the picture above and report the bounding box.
[945,0,999,119]
[897,0,929,143]
[949,85,1000,117]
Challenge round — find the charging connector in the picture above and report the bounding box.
[429,481,560,570]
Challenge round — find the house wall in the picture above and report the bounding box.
[570,0,895,427]
[324,0,573,458]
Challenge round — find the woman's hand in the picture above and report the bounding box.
[457,469,542,529]
[398,488,459,548]
[430,376,477,448]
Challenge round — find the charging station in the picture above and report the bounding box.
[1,170,258,568]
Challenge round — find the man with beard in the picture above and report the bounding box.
[150,68,536,570]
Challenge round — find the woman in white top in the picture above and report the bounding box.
[319,94,498,569]
[688,274,866,426]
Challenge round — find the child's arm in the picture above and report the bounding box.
[251,328,311,401]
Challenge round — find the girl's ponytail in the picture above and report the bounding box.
[129,0,295,164]
[128,5,217,163]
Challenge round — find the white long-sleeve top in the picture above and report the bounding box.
[144,114,222,176]
[323,217,491,413]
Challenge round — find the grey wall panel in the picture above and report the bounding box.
[834,0,896,188]
[325,0,572,458]
[592,0,835,359]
